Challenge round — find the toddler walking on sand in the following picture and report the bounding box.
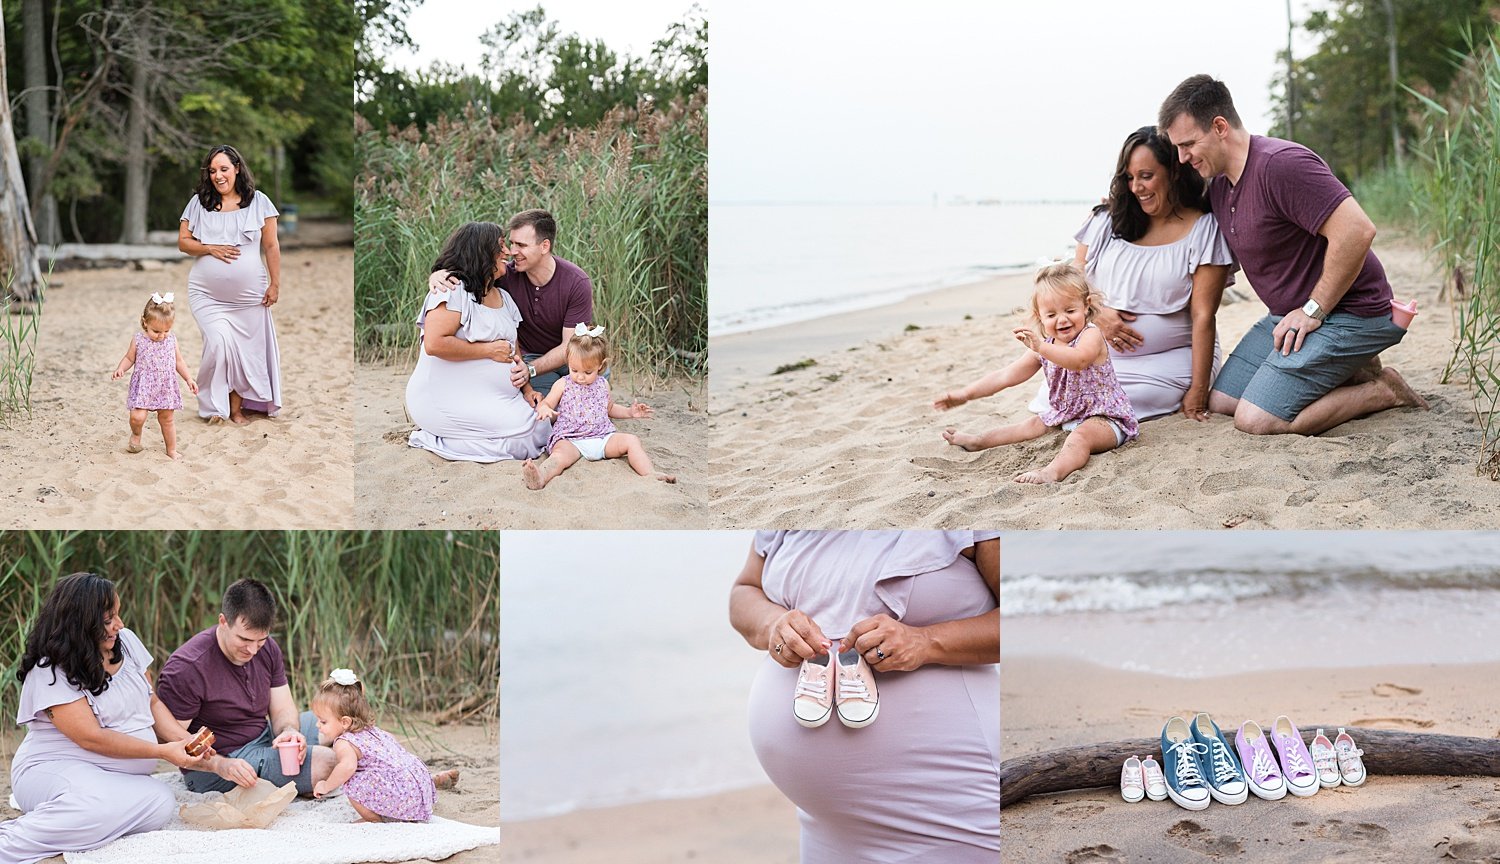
[935,263,1138,483]
[111,293,198,459]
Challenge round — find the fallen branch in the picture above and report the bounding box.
[1001,726,1500,809]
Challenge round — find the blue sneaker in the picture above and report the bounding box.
[1191,712,1248,805]
[1160,716,1211,811]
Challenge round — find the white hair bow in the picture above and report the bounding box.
[150,292,175,304]
[329,668,359,686]
[573,323,604,338]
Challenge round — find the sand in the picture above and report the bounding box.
[0,247,355,529]
[708,239,1500,528]
[354,365,709,528]
[499,784,798,863]
[1002,656,1500,862]
[0,719,497,864]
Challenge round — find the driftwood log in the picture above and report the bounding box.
[1001,726,1500,808]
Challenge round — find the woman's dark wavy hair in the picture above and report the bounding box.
[432,221,506,304]
[1094,126,1209,242]
[17,572,122,697]
[195,144,257,212]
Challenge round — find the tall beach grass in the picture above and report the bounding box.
[0,281,42,421]
[355,93,707,379]
[0,531,500,739]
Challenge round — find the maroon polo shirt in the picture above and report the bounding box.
[500,255,595,355]
[1209,135,1391,317]
[157,626,288,752]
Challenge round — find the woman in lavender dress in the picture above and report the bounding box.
[1,573,214,863]
[405,221,551,462]
[178,145,282,424]
[729,531,1000,863]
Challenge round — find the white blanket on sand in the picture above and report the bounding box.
[63,773,499,864]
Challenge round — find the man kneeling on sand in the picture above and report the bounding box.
[1158,74,1427,436]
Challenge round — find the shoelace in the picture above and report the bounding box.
[1311,742,1338,775]
[1336,744,1365,769]
[1277,736,1313,778]
[1143,760,1165,788]
[1250,745,1281,783]
[1122,765,1143,790]
[794,666,828,700]
[1165,739,1208,787]
[1205,738,1239,784]
[837,668,872,702]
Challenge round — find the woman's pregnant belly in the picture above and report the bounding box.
[405,351,536,440]
[1109,307,1194,358]
[188,247,267,306]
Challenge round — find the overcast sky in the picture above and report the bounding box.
[713,1,1322,203]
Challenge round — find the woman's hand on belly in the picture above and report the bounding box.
[206,244,241,263]
[1095,305,1144,353]
[767,608,833,668]
[843,614,932,673]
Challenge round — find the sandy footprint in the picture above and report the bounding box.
[1350,716,1434,729]
[1318,819,1391,844]
[1372,682,1422,697]
[1166,819,1245,857]
[1064,846,1122,864]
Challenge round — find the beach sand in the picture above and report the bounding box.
[0,719,498,863]
[354,365,709,528]
[0,247,355,529]
[1002,656,1500,862]
[499,784,798,863]
[708,239,1500,528]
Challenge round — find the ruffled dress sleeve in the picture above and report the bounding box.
[16,659,87,726]
[1073,210,1114,281]
[1186,212,1238,287]
[417,282,477,335]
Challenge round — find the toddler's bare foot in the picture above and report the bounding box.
[655,473,677,484]
[166,450,182,461]
[942,428,983,451]
[230,412,250,425]
[1378,367,1429,410]
[522,459,546,490]
[432,769,460,790]
[1014,467,1063,484]
[126,436,143,454]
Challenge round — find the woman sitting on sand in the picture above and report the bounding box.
[178,145,282,424]
[729,531,1000,863]
[1,573,216,862]
[1031,125,1234,422]
[405,222,551,462]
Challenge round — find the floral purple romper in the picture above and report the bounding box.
[337,725,436,822]
[546,377,616,460]
[127,332,183,410]
[1037,323,1139,445]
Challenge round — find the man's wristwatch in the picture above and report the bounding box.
[1301,299,1327,321]
[526,363,537,379]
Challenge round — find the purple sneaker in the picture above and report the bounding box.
[1235,721,1287,800]
[1271,716,1320,797]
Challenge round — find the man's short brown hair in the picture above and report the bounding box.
[507,209,557,246]
[1159,74,1243,133]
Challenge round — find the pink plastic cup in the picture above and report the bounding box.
[1391,298,1418,328]
[275,740,302,776]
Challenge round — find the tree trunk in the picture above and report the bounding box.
[1382,0,1404,173]
[1000,727,1500,808]
[1285,0,1295,140]
[21,0,58,245]
[119,23,149,245]
[0,2,43,300]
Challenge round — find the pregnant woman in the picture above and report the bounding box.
[729,531,1000,863]
[405,221,550,461]
[1,573,214,863]
[1034,126,1234,422]
[177,145,282,424]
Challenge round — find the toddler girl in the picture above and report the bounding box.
[310,669,459,822]
[111,293,197,459]
[934,262,1138,483]
[521,324,676,489]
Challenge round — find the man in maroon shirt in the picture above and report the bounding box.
[429,209,598,394]
[158,579,334,794]
[1159,75,1427,435]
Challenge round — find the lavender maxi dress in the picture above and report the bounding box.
[181,190,282,419]
[747,531,1000,863]
[405,286,551,462]
[0,628,176,863]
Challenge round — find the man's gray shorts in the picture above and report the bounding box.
[1212,311,1406,422]
[182,710,319,794]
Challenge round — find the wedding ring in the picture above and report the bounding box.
[876,648,886,660]
[774,642,783,655]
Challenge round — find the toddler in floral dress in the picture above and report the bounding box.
[934,262,1138,483]
[111,293,198,459]
[521,324,676,489]
[310,669,459,822]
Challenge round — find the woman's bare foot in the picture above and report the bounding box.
[432,769,460,790]
[655,473,677,484]
[942,428,983,451]
[1014,467,1063,484]
[1378,367,1430,410]
[522,459,546,490]
[207,415,226,425]
[126,436,143,454]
